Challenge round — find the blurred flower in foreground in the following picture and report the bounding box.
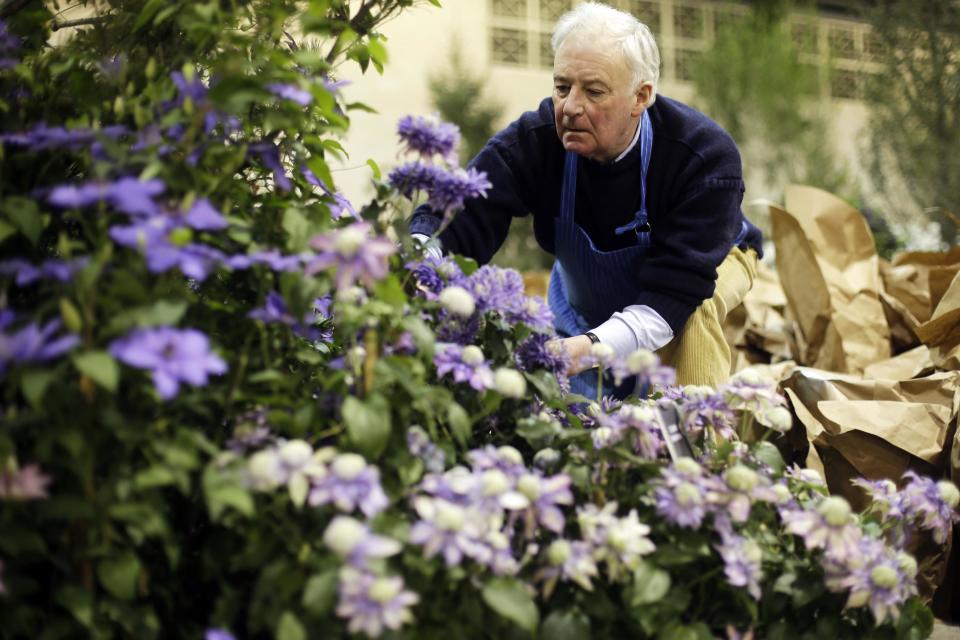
[305,222,395,290]
[109,327,227,399]
[336,568,419,638]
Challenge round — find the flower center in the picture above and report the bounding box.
[725,465,758,492]
[334,226,366,257]
[817,496,852,527]
[461,345,484,366]
[870,565,898,589]
[332,453,366,480]
[368,577,401,604]
[547,539,571,565]
[517,474,541,501]
[435,502,465,531]
[675,482,701,507]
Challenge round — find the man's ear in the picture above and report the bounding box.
[632,82,653,116]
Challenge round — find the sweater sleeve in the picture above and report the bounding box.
[632,167,745,334]
[408,101,553,264]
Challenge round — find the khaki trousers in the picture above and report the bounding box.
[655,247,759,388]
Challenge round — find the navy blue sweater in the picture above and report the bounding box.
[409,95,763,334]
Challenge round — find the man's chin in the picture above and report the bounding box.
[561,136,595,158]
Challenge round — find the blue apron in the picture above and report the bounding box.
[547,110,745,400]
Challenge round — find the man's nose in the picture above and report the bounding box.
[563,88,583,117]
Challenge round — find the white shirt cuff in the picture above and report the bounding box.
[589,304,674,356]
[412,233,443,261]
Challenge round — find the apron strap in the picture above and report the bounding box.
[614,109,654,245]
[560,151,578,223]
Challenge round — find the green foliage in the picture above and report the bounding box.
[861,0,960,245]
[689,2,849,198]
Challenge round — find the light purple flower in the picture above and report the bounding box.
[336,568,419,638]
[675,385,737,441]
[397,114,460,161]
[708,464,779,524]
[824,536,917,624]
[305,222,395,290]
[323,516,402,568]
[0,464,51,500]
[308,453,389,517]
[225,249,305,272]
[388,162,438,198]
[183,198,228,230]
[715,531,763,599]
[249,141,292,191]
[507,295,554,331]
[618,404,666,460]
[409,496,489,566]
[540,539,599,592]
[204,630,236,640]
[466,265,526,316]
[427,167,492,214]
[433,343,494,391]
[516,472,573,533]
[899,471,960,544]
[0,319,79,376]
[654,460,711,529]
[780,495,862,561]
[248,291,332,342]
[49,177,164,216]
[0,257,88,287]
[268,82,313,106]
[577,502,655,581]
[515,332,569,382]
[144,243,226,281]
[406,426,446,473]
[109,327,227,399]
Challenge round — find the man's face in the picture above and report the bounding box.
[552,39,648,163]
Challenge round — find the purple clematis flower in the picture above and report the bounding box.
[0,257,88,287]
[49,177,165,216]
[0,319,79,376]
[654,459,712,529]
[780,495,863,561]
[397,114,460,161]
[824,536,918,624]
[268,82,313,106]
[305,222,395,290]
[899,471,960,544]
[249,141,292,191]
[388,162,438,198]
[323,516,402,568]
[183,198,228,230]
[715,531,763,600]
[308,452,389,517]
[109,327,227,399]
[433,343,494,391]
[336,568,419,638]
[204,631,235,640]
[427,167,492,214]
[144,243,226,281]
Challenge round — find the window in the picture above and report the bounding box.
[674,4,706,41]
[674,48,702,82]
[623,0,661,32]
[829,67,860,99]
[491,28,528,65]
[492,0,526,18]
[828,27,856,60]
[539,0,570,23]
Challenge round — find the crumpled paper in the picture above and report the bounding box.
[768,186,891,374]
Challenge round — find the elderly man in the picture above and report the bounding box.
[411,1,762,397]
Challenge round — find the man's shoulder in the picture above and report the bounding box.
[650,95,742,175]
[486,97,561,158]
[650,95,740,163]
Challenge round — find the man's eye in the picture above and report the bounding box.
[587,89,603,97]
[555,85,569,94]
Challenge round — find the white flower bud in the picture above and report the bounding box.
[248,449,283,488]
[334,225,367,257]
[743,539,763,565]
[937,480,960,509]
[368,577,401,604]
[438,286,475,317]
[870,565,898,589]
[762,406,793,432]
[547,539,571,565]
[799,469,825,485]
[278,440,313,468]
[461,345,485,366]
[435,502,466,532]
[607,526,628,552]
[497,446,524,467]
[589,342,614,361]
[725,465,759,492]
[817,496,852,527]
[533,448,561,470]
[896,552,918,578]
[336,286,366,304]
[673,457,702,476]
[323,516,365,556]
[734,368,764,386]
[675,482,701,507]
[482,469,511,496]
[772,483,793,503]
[626,349,656,374]
[487,530,510,550]
[494,368,527,398]
[332,453,367,480]
[517,474,542,501]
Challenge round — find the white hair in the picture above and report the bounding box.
[551,1,661,104]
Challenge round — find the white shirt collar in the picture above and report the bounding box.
[612,118,642,164]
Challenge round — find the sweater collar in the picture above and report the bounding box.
[612,118,642,164]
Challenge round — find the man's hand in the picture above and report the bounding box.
[547,334,594,376]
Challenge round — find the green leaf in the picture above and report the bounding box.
[97,552,140,600]
[133,466,178,490]
[282,207,312,252]
[2,196,44,245]
[134,0,166,30]
[373,274,407,306]
[541,610,590,640]
[453,254,479,276]
[482,577,539,635]
[0,220,16,244]
[108,299,188,333]
[629,561,671,605]
[203,465,254,520]
[276,611,307,640]
[72,351,119,392]
[55,585,94,627]
[366,158,382,180]
[752,441,786,475]
[341,394,391,459]
[306,156,335,192]
[446,402,471,446]
[302,570,338,618]
[21,369,54,407]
